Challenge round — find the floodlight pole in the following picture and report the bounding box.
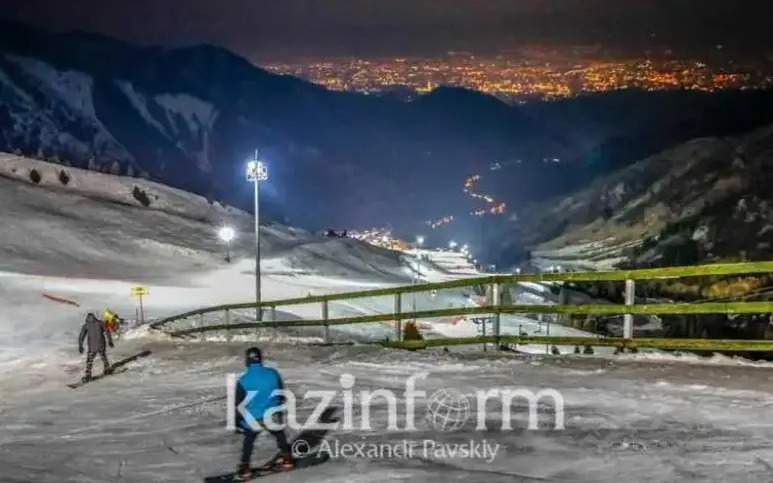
[252,150,262,322]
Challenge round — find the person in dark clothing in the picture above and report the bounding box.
[235,347,293,477]
[78,313,114,382]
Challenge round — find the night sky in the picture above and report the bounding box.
[2,0,773,61]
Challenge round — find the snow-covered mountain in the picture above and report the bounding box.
[0,45,229,189]
[0,53,130,164]
[505,125,773,271]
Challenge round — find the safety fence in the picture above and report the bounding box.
[149,261,773,353]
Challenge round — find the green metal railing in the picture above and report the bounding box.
[150,261,773,352]
[384,335,773,352]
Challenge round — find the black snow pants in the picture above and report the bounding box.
[85,349,111,378]
[240,427,291,467]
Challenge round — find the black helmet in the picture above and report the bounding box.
[245,347,262,366]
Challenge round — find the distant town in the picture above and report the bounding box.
[263,49,773,102]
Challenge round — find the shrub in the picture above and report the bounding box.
[132,186,151,207]
[403,321,423,341]
[59,170,70,185]
[29,169,41,184]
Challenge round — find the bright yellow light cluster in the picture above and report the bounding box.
[263,54,773,101]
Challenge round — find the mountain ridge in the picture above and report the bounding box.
[4,21,773,249]
[506,125,773,270]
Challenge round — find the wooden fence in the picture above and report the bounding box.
[149,261,773,353]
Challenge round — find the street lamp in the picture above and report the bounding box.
[246,150,268,321]
[218,226,236,263]
[412,235,425,324]
[415,236,425,281]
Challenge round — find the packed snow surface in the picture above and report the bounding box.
[4,341,773,482]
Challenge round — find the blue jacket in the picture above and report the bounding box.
[235,363,284,431]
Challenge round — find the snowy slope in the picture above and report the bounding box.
[4,339,773,483]
[0,154,415,363]
[0,154,592,365]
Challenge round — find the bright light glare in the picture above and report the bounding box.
[246,159,268,181]
[449,240,458,249]
[416,236,425,246]
[218,226,236,243]
[246,160,257,178]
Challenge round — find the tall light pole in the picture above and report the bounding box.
[246,150,268,321]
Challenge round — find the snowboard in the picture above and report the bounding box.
[67,367,128,389]
[204,406,339,482]
[67,349,152,389]
[203,452,330,482]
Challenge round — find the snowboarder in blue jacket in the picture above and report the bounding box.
[235,347,293,477]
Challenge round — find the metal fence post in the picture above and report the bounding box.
[624,279,635,339]
[225,308,232,342]
[482,317,487,352]
[322,300,330,344]
[492,283,501,349]
[558,284,570,325]
[394,293,402,342]
[269,305,278,338]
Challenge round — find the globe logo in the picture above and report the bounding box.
[426,388,471,432]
